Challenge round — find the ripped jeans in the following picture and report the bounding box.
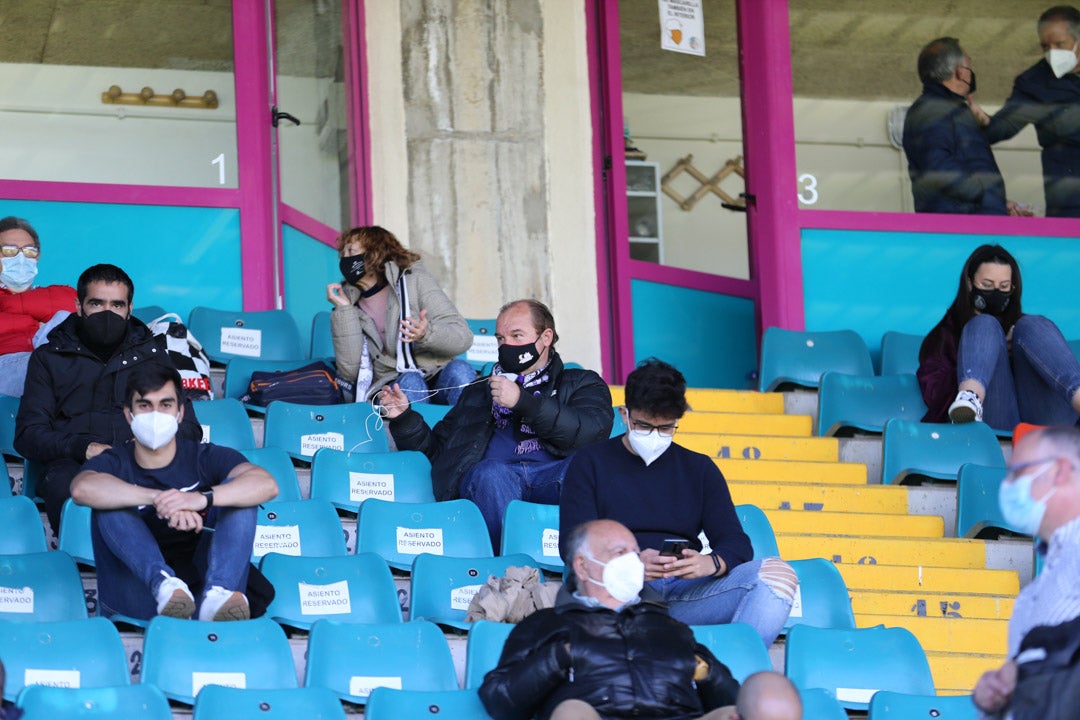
[647,557,797,646]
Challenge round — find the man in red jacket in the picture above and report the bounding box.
[0,217,76,397]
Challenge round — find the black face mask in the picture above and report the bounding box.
[972,288,1010,316]
[498,340,542,374]
[966,69,977,95]
[340,254,366,285]
[77,310,127,350]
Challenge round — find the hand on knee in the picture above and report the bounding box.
[758,558,798,602]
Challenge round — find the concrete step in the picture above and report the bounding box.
[764,509,944,538]
[777,535,988,569]
[860,614,1008,656]
[610,386,786,415]
[679,433,839,462]
[927,651,1005,696]
[851,589,1015,620]
[717,458,867,484]
[679,412,812,437]
[728,480,911,514]
[835,563,1019,595]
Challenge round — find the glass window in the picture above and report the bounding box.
[0,1,237,188]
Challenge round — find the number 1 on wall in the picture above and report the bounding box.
[211,153,226,185]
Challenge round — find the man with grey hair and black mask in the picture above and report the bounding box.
[479,519,739,720]
[902,37,1016,215]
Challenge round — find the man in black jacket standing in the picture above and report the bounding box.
[380,299,613,550]
[479,519,739,720]
[15,264,202,534]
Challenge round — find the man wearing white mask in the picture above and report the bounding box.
[71,364,277,622]
[560,359,797,647]
[973,425,1080,718]
[480,519,740,720]
[976,6,1080,217]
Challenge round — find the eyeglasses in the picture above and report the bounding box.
[625,412,678,437]
[1005,457,1059,480]
[0,245,39,259]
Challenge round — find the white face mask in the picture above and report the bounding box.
[130,411,179,451]
[626,428,673,466]
[584,550,645,603]
[0,253,38,292]
[999,461,1058,536]
[1047,40,1079,78]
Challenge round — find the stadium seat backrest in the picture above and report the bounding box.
[758,328,873,392]
[816,372,927,437]
[464,619,514,689]
[799,688,849,720]
[58,498,94,565]
[0,551,88,621]
[500,500,563,572]
[609,406,626,439]
[867,690,978,719]
[131,305,168,325]
[879,331,924,376]
[259,552,402,630]
[0,617,128,701]
[188,307,304,364]
[0,495,47,553]
[356,498,493,570]
[410,553,538,630]
[141,615,297,704]
[303,619,458,704]
[735,504,780,558]
[191,398,256,450]
[365,688,490,720]
[252,499,349,562]
[410,402,451,427]
[239,447,302,502]
[0,393,20,458]
[192,685,346,720]
[784,558,856,631]
[263,401,388,460]
[956,463,1021,539]
[881,419,1005,485]
[690,623,772,683]
[309,311,334,361]
[310,448,435,512]
[17,684,172,720]
[785,624,935,710]
[223,357,319,406]
[459,318,498,372]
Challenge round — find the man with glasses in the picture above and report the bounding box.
[974,425,1080,718]
[0,216,76,397]
[560,359,797,646]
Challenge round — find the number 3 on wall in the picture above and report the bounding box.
[798,173,818,205]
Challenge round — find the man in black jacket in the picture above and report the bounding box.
[479,519,739,720]
[381,299,612,550]
[14,264,202,534]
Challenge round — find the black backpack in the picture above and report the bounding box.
[241,361,342,406]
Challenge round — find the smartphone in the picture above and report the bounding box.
[660,539,690,557]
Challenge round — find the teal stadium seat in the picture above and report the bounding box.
[310,448,435,512]
[690,623,772,683]
[263,401,389,461]
[193,686,346,720]
[735,504,780,558]
[131,305,168,324]
[409,553,539,630]
[0,617,128,701]
[191,398,256,450]
[0,394,20,458]
[785,624,935,711]
[500,500,563,572]
[309,311,335,361]
[1069,338,1080,363]
[610,406,627,438]
[366,688,490,720]
[252,500,349,562]
[758,328,873,392]
[799,688,849,720]
[17,684,172,720]
[223,357,320,414]
[464,619,514,689]
[409,402,451,427]
[956,463,1023,539]
[58,499,94,565]
[188,307,304,364]
[815,372,927,437]
[259,552,402,630]
[0,495,47,553]
[141,615,297,704]
[784,558,856,631]
[303,619,458,704]
[881,419,1005,485]
[459,318,498,373]
[0,551,87,621]
[879,331,924,376]
[239,447,302,502]
[867,690,977,719]
[356,499,493,571]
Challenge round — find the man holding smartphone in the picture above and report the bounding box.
[560,359,797,647]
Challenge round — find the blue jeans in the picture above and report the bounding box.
[648,558,793,646]
[394,359,476,406]
[459,457,570,551]
[958,314,1080,430]
[91,504,256,620]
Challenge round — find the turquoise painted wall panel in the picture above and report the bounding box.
[282,224,339,356]
[802,229,1080,369]
[0,199,241,321]
[631,279,757,389]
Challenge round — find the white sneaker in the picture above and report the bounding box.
[198,585,250,622]
[949,389,984,423]
[155,572,195,619]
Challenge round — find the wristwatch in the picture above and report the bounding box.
[200,489,214,510]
